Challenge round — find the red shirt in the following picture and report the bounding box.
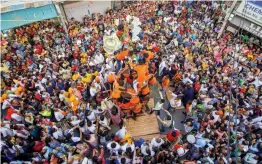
[26,58,33,65]
[240,88,247,93]
[194,82,201,92]
[35,44,43,54]
[166,130,181,142]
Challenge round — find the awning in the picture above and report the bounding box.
[229,15,262,39]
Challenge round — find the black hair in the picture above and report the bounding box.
[92,156,98,162]
[156,138,161,143]
[87,121,92,127]
[146,148,151,156]
[85,134,91,140]
[105,135,111,141]
[171,131,177,137]
[100,115,105,121]
[126,147,132,153]
[166,115,171,120]
[111,106,118,115]
[120,158,126,164]
[45,137,52,144]
[210,115,215,120]
[111,142,116,148]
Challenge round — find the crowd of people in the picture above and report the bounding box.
[1,1,262,164]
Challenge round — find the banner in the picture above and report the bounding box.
[235,0,262,26]
[1,4,57,31]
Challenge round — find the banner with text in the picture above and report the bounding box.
[236,0,262,26]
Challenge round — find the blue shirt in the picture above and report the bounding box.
[138,32,144,39]
[134,138,145,148]
[192,34,197,41]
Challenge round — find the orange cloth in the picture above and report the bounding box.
[111,90,121,99]
[130,96,140,104]
[162,77,170,89]
[141,50,154,62]
[116,50,129,60]
[148,75,156,85]
[107,74,115,83]
[217,110,224,117]
[132,103,142,113]
[141,86,150,95]
[134,65,148,83]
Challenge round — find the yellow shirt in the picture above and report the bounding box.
[202,62,208,70]
[82,73,93,83]
[0,63,9,73]
[185,54,193,62]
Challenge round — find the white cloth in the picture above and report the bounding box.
[131,16,142,42]
[87,111,96,121]
[121,142,135,152]
[87,123,96,134]
[153,101,164,111]
[141,143,155,156]
[0,127,14,137]
[11,113,23,121]
[150,138,164,149]
[107,141,120,153]
[116,127,126,140]
[54,110,64,121]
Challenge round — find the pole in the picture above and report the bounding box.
[53,2,68,35]
[217,0,238,39]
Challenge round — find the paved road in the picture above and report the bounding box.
[149,84,186,134]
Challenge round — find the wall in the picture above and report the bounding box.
[63,1,111,22]
[1,4,58,30]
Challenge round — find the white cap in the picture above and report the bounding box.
[177,147,187,156]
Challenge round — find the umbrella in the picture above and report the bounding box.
[103,33,122,55]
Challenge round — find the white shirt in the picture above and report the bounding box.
[90,87,97,97]
[141,143,155,156]
[121,142,135,152]
[116,127,126,140]
[150,138,164,149]
[54,110,64,121]
[153,101,164,111]
[53,129,64,140]
[71,136,81,142]
[1,126,14,137]
[182,77,193,84]
[99,117,108,127]
[107,141,120,153]
[87,111,96,121]
[11,113,23,121]
[87,123,96,134]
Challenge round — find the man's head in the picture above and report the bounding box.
[166,115,171,121]
[111,142,116,149]
[171,131,177,137]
